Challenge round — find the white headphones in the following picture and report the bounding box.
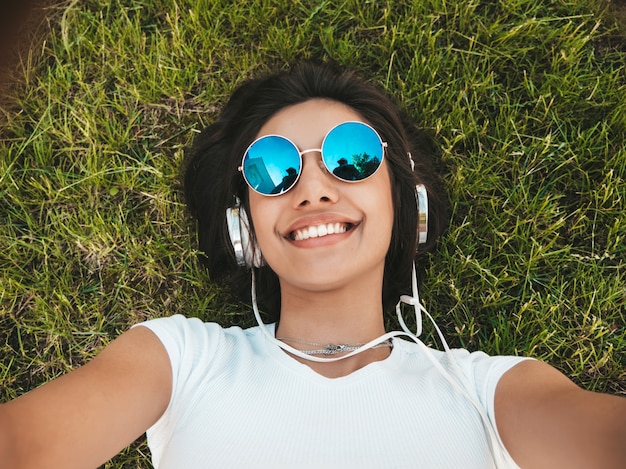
[226,198,264,268]
[226,184,428,268]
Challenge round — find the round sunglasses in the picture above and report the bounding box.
[239,121,387,196]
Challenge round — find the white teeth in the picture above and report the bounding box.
[293,223,348,241]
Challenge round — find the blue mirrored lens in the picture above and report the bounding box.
[243,136,301,195]
[322,122,383,181]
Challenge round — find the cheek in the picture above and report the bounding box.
[375,168,395,236]
[248,194,278,252]
[380,195,395,243]
[248,196,266,236]
[358,174,395,249]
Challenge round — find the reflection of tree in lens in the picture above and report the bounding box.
[352,153,380,178]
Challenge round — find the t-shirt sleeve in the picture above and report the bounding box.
[132,315,225,463]
[453,348,532,468]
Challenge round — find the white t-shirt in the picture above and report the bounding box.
[138,315,527,468]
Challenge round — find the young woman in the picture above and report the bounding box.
[1,62,625,469]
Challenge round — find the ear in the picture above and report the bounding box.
[226,197,264,268]
[415,184,428,245]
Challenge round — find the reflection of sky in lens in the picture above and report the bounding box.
[266,162,286,184]
[249,136,300,186]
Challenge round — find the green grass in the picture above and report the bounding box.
[1,0,625,466]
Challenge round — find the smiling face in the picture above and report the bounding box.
[248,99,395,296]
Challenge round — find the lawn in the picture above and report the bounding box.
[1,0,625,467]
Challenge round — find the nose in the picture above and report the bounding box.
[290,151,339,207]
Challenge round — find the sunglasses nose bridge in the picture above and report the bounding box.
[289,152,340,206]
[299,148,329,175]
[298,148,323,156]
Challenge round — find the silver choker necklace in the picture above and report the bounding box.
[276,337,393,356]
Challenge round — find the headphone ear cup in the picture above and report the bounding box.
[226,199,264,268]
[226,204,246,266]
[415,184,428,245]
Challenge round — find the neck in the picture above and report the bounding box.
[274,280,390,378]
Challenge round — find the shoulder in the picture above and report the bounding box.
[136,314,230,338]
[392,337,529,388]
[135,315,263,355]
[134,315,269,384]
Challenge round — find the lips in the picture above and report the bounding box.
[291,222,353,241]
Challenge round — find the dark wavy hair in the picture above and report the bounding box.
[183,61,448,321]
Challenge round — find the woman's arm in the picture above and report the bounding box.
[495,359,626,469]
[0,325,171,469]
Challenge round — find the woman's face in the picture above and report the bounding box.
[248,99,394,295]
